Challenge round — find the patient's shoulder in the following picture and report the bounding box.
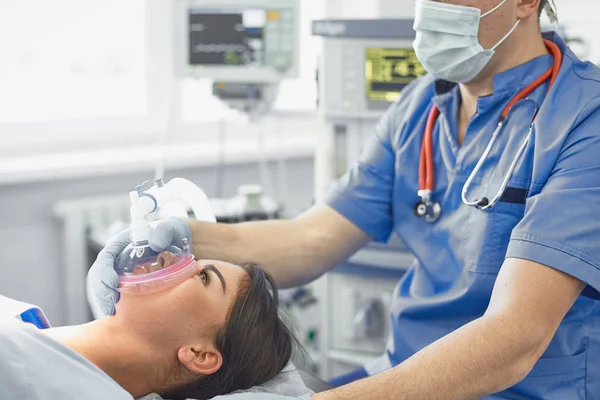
[0,318,133,400]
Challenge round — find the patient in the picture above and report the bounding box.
[0,261,295,400]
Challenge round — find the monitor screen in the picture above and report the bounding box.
[365,48,426,102]
[188,9,267,67]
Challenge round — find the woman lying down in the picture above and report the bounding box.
[0,261,297,400]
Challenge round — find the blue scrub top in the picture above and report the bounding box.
[326,33,600,399]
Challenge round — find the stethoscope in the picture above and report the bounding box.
[414,39,563,223]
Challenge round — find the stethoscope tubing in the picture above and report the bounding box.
[415,40,563,222]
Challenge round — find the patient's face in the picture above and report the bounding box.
[115,260,247,349]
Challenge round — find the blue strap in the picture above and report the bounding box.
[328,367,368,387]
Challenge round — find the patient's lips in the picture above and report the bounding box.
[132,252,180,275]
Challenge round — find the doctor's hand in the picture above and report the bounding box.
[86,218,192,317]
[147,217,192,254]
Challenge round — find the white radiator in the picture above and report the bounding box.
[53,194,131,325]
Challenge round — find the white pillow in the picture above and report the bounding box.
[139,363,314,400]
[217,363,314,399]
[210,394,312,400]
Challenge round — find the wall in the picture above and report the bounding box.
[322,0,413,18]
[556,0,600,64]
[0,157,314,325]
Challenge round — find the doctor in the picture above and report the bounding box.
[90,0,600,398]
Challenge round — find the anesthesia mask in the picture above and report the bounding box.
[115,177,215,295]
[115,238,197,295]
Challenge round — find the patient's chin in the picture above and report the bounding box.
[113,296,161,321]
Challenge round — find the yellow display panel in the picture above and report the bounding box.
[365,48,426,102]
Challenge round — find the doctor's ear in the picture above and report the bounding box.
[516,0,542,19]
[177,346,223,376]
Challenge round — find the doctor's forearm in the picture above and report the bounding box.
[314,314,542,400]
[189,219,329,286]
[189,205,371,288]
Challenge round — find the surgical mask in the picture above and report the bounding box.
[413,0,520,83]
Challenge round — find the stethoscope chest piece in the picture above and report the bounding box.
[414,190,442,223]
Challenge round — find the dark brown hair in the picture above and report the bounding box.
[165,263,296,400]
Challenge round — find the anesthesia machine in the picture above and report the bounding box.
[312,19,423,380]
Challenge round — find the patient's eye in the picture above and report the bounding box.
[198,269,211,285]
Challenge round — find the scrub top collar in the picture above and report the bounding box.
[430,31,565,118]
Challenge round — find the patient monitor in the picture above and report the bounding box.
[314,19,424,120]
[175,0,300,84]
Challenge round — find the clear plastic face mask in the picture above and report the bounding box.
[115,239,197,295]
